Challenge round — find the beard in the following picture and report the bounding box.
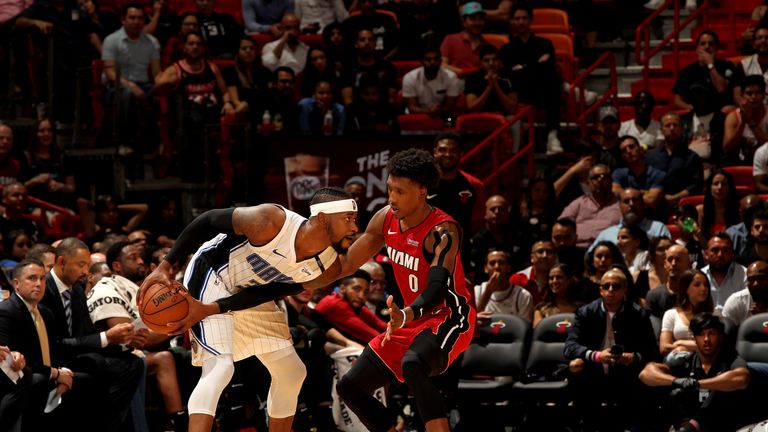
[332,240,349,254]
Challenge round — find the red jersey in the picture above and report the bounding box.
[382,207,472,308]
[369,207,476,381]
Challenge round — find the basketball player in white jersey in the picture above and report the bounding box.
[138,187,359,432]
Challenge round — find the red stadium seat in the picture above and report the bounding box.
[398,114,446,132]
[666,224,681,241]
[299,34,325,49]
[538,32,575,81]
[678,195,705,207]
[455,113,506,133]
[531,8,570,34]
[482,34,509,49]
[723,165,757,193]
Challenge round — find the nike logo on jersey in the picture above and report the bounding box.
[387,229,397,235]
[427,194,437,199]
[273,249,287,258]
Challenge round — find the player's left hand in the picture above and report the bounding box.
[383,296,403,347]
[166,295,211,335]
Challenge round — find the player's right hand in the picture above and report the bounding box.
[382,296,402,347]
[137,261,174,307]
[166,295,215,335]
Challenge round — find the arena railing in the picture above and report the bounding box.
[25,196,83,240]
[635,0,710,90]
[567,50,617,138]
[459,105,535,196]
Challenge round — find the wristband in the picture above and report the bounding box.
[399,309,407,328]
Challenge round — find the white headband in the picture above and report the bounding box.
[310,199,358,216]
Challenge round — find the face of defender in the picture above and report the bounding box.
[387,175,426,220]
[325,211,359,252]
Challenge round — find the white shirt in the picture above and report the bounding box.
[740,54,768,89]
[722,288,752,326]
[701,262,747,311]
[661,308,693,342]
[295,0,348,32]
[753,142,768,176]
[619,119,661,149]
[474,282,533,321]
[401,66,463,110]
[261,39,309,73]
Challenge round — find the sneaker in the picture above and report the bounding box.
[546,130,564,155]
[644,0,663,9]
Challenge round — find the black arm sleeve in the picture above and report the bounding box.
[215,282,304,312]
[164,208,236,265]
[409,266,451,319]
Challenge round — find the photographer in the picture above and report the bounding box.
[640,313,753,431]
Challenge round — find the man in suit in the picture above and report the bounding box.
[0,259,99,430]
[39,238,143,430]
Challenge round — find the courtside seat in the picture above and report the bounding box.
[458,314,531,402]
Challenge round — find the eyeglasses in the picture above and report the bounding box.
[600,283,624,291]
[590,173,609,181]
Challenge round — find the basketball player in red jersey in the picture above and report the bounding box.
[330,148,476,432]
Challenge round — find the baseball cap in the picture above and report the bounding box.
[461,2,484,16]
[598,105,619,122]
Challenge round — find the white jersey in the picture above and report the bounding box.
[186,206,338,363]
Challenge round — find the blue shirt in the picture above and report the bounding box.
[612,165,666,191]
[242,0,294,33]
[297,98,345,135]
[589,218,672,251]
[645,145,703,195]
[102,27,160,84]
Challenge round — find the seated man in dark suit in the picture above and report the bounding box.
[0,259,107,430]
[564,266,660,431]
[39,238,143,431]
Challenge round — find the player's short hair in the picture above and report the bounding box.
[689,312,725,336]
[386,148,440,189]
[341,269,372,285]
[55,237,89,259]
[309,187,353,206]
[360,260,383,276]
[106,240,141,270]
[434,131,465,151]
[13,258,44,280]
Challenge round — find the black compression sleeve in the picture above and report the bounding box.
[215,282,305,312]
[409,266,451,319]
[164,208,236,265]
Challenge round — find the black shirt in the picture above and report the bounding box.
[645,285,676,318]
[339,59,398,94]
[499,35,560,100]
[197,12,243,58]
[343,13,399,57]
[464,68,516,114]
[427,172,479,234]
[645,145,704,196]
[672,59,736,110]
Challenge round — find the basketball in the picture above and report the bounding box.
[140,281,190,334]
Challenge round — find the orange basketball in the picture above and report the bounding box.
[140,281,189,334]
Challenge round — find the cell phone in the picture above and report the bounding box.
[610,344,625,356]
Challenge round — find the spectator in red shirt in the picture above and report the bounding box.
[315,269,387,344]
[440,2,488,74]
